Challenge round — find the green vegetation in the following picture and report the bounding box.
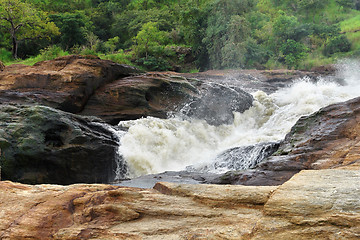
[0,0,359,71]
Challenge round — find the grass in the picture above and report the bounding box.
[340,14,360,51]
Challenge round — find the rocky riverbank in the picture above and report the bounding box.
[1,168,359,239]
[1,56,359,238]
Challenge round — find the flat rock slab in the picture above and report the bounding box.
[265,169,360,218]
[1,169,360,239]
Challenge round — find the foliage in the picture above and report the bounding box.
[0,48,12,63]
[133,21,168,58]
[135,56,171,71]
[0,0,359,70]
[0,0,59,58]
[280,39,308,69]
[323,35,351,56]
[50,12,90,50]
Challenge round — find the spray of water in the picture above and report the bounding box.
[117,60,360,178]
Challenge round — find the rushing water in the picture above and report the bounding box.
[114,60,360,179]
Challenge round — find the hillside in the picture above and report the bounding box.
[0,0,359,71]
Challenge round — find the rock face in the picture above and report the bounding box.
[81,72,254,125]
[211,96,360,186]
[0,104,119,184]
[0,169,359,239]
[0,57,254,125]
[80,73,200,125]
[0,55,140,114]
[182,82,253,125]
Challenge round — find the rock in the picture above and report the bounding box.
[210,96,360,185]
[0,60,253,125]
[181,82,253,125]
[1,169,359,239]
[256,169,360,239]
[80,73,200,125]
[0,61,4,71]
[179,68,335,94]
[267,95,360,171]
[188,142,280,173]
[81,72,253,125]
[0,104,120,184]
[0,55,141,114]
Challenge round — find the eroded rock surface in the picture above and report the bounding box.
[80,73,200,124]
[0,55,140,114]
[0,169,359,239]
[0,104,119,184]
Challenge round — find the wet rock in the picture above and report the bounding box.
[80,73,200,124]
[0,104,119,184]
[182,82,253,125]
[82,72,253,125]
[210,96,360,185]
[188,142,280,173]
[179,68,335,94]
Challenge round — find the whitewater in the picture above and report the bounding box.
[116,60,360,178]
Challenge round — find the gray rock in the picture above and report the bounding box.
[0,104,121,184]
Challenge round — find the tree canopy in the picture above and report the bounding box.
[0,0,358,70]
[0,0,59,58]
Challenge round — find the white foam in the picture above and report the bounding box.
[117,60,360,177]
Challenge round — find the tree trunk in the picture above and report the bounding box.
[12,36,18,59]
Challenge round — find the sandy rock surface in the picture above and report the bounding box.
[1,168,359,239]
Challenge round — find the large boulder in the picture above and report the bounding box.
[0,55,140,113]
[81,72,253,125]
[181,82,253,125]
[0,104,119,184]
[80,73,200,124]
[211,96,360,185]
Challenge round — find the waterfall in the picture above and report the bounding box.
[115,60,360,179]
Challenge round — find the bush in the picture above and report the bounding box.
[135,56,171,71]
[0,48,13,63]
[280,39,308,69]
[101,50,132,65]
[323,35,351,56]
[38,45,68,61]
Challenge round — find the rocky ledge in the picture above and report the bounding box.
[0,168,359,239]
[0,56,333,125]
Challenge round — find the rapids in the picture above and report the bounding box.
[115,60,360,179]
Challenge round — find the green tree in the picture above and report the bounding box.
[280,39,308,69]
[133,21,167,58]
[50,12,90,50]
[0,0,59,58]
[203,0,254,69]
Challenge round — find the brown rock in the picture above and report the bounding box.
[254,169,360,239]
[1,169,360,239]
[80,72,199,124]
[0,55,140,114]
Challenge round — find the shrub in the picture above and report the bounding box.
[0,48,13,63]
[323,35,351,56]
[135,56,171,71]
[38,45,68,61]
[280,39,308,69]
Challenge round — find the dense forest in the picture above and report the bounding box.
[0,0,359,71]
